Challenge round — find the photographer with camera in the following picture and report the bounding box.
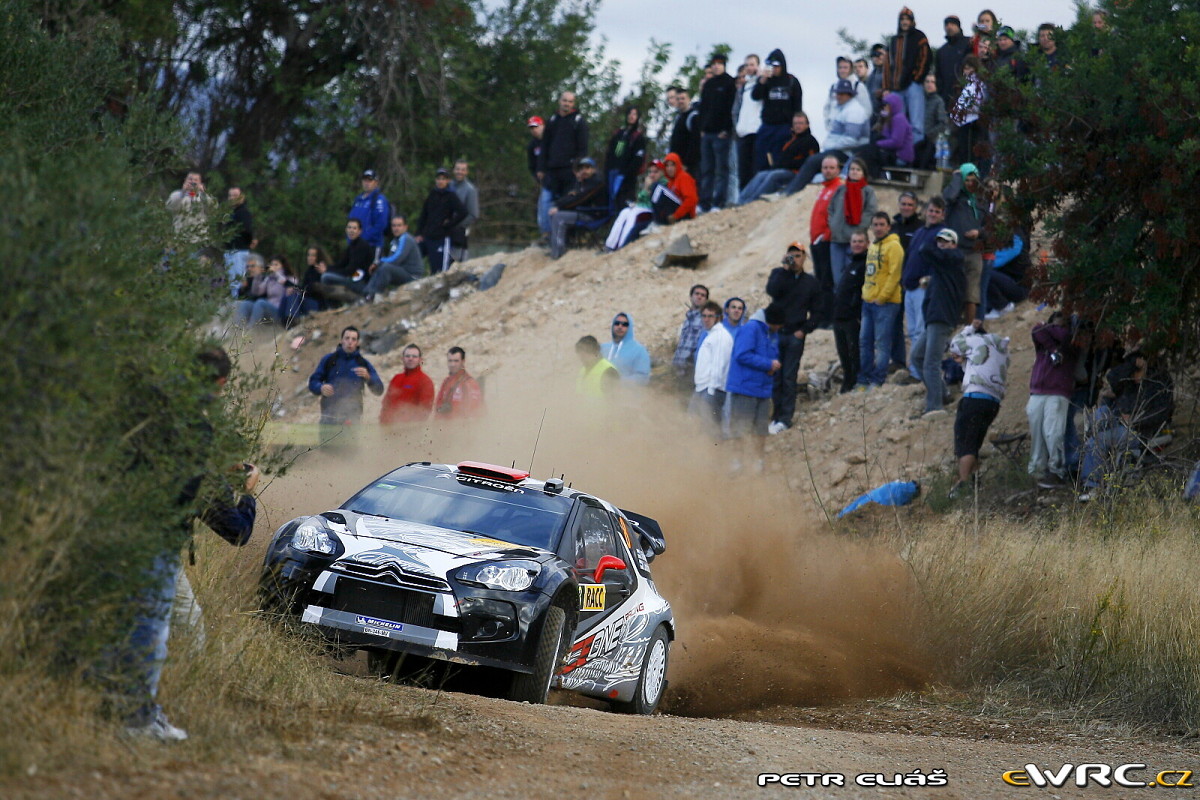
[1027,310,1075,489]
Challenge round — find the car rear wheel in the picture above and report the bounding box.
[507,605,565,704]
[612,624,669,715]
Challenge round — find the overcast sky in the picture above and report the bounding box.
[590,0,1083,141]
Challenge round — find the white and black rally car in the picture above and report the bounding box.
[260,461,673,713]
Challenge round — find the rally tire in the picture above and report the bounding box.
[508,605,566,704]
[612,625,669,715]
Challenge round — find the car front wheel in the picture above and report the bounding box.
[612,624,669,715]
[507,605,566,704]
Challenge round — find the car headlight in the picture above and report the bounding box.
[456,560,540,591]
[290,520,339,555]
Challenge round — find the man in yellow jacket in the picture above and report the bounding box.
[858,212,904,387]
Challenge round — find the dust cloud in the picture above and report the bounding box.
[255,365,931,718]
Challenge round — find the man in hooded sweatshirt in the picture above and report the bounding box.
[662,153,699,222]
[935,16,972,111]
[415,167,469,274]
[601,312,651,385]
[858,213,904,388]
[885,7,932,144]
[751,49,803,172]
[726,303,784,473]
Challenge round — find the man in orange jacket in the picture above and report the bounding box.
[434,346,484,419]
[662,153,698,222]
[379,344,435,424]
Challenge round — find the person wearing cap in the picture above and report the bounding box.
[899,195,946,377]
[858,212,904,388]
[782,79,870,194]
[884,7,931,144]
[548,157,605,259]
[526,116,552,235]
[910,222,965,417]
[765,243,820,434]
[942,161,989,322]
[415,167,469,274]
[697,52,737,212]
[348,169,391,250]
[992,25,1030,81]
[732,54,764,190]
[603,106,647,209]
[604,160,666,252]
[725,302,784,474]
[825,56,872,131]
[935,16,972,111]
[736,113,819,205]
[538,91,590,206]
[751,49,803,172]
[866,44,887,117]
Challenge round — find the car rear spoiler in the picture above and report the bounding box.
[621,509,666,562]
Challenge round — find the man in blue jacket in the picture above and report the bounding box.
[308,326,385,428]
[348,169,391,250]
[725,303,783,473]
[600,312,651,384]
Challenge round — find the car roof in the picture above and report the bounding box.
[385,461,607,508]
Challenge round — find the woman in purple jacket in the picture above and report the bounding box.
[856,92,914,179]
[1026,310,1075,488]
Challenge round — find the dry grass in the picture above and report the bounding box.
[899,491,1200,732]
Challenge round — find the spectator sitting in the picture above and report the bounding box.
[833,231,869,392]
[947,319,1011,499]
[348,169,391,250]
[1078,353,1174,502]
[321,218,375,297]
[576,335,621,399]
[856,92,914,178]
[604,106,647,208]
[784,80,870,193]
[690,301,734,436]
[549,157,606,259]
[379,344,435,424]
[298,246,330,314]
[601,312,651,384]
[415,167,469,274]
[604,160,664,252]
[737,113,820,205]
[233,254,268,327]
[365,215,424,302]
[235,254,300,328]
[1027,311,1075,489]
[661,153,698,222]
[915,73,950,169]
[824,56,872,129]
[435,346,485,419]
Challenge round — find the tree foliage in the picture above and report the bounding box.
[992,0,1200,355]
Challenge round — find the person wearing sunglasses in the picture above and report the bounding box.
[600,312,651,385]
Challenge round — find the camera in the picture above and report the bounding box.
[782,255,795,267]
[1049,351,1063,367]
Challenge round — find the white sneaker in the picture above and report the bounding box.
[984,309,1003,320]
[767,421,787,435]
[126,708,188,742]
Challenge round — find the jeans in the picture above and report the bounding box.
[772,333,807,427]
[903,81,925,143]
[1080,407,1142,489]
[979,262,992,315]
[987,266,1029,311]
[537,187,554,234]
[858,302,902,386]
[549,210,580,259]
[785,150,847,194]
[700,133,732,209]
[911,321,952,411]
[903,287,926,378]
[365,263,417,296]
[754,123,791,171]
[833,320,860,391]
[1026,393,1070,479]
[234,298,281,327]
[116,553,179,724]
[726,140,740,206]
[890,301,907,369]
[830,242,851,292]
[224,250,249,298]
[321,271,368,295]
[1062,387,1089,472]
[737,169,794,205]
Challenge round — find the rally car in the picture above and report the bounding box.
[260,461,673,713]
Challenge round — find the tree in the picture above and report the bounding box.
[991,0,1200,354]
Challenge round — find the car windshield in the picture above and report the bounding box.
[345,471,570,552]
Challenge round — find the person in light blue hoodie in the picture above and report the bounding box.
[600,312,651,384]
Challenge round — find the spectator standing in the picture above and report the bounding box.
[992,26,1030,81]
[824,57,873,129]
[971,10,999,63]
[884,7,931,144]
[723,297,748,336]
[348,169,391,250]
[1027,311,1074,489]
[732,54,763,190]
[668,87,702,177]
[308,326,385,428]
[601,312,652,385]
[690,301,734,435]
[165,170,212,249]
[450,160,480,263]
[915,74,950,169]
[672,284,710,391]
[736,113,819,204]
[539,91,590,203]
[575,336,621,399]
[222,185,255,296]
[415,167,469,274]
[890,191,923,377]
[662,153,699,222]
[766,244,820,433]
[435,347,485,419]
[783,80,870,193]
[603,107,647,208]
[321,218,375,297]
[949,57,988,169]
[935,16,972,111]
[857,92,914,178]
[910,226,965,416]
[866,44,887,117]
[942,162,989,322]
[364,215,424,302]
[809,156,843,328]
[527,116,551,236]
[833,232,869,392]
[1036,23,1066,71]
[828,158,878,291]
[548,157,606,259]
[899,196,946,381]
[947,320,1011,498]
[698,53,737,212]
[858,212,904,388]
[379,344,435,424]
[751,49,803,172]
[725,304,784,474]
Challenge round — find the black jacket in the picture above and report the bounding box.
[604,126,647,179]
[766,266,821,335]
[669,103,702,173]
[752,49,803,126]
[920,242,966,326]
[833,251,867,322]
[331,237,375,278]
[1107,359,1174,436]
[526,136,543,181]
[224,203,253,251]
[935,31,971,108]
[773,130,820,170]
[891,212,922,253]
[539,110,589,173]
[886,24,931,91]
[555,174,606,217]
[416,187,469,241]
[698,71,737,134]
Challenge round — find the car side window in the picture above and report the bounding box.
[576,504,618,574]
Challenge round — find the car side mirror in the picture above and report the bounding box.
[594,555,627,583]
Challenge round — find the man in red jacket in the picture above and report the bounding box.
[435,346,485,419]
[809,155,844,327]
[379,344,435,424]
